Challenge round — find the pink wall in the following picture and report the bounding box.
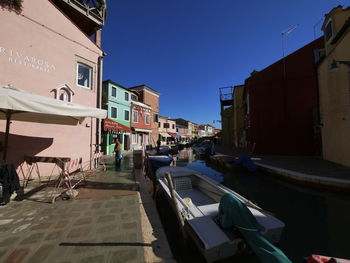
[0,0,103,176]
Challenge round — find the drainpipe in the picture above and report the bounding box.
[95,55,104,159]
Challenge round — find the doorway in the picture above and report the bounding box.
[124,134,130,151]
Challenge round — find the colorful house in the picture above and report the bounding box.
[130,95,152,150]
[102,80,131,155]
[159,116,177,145]
[176,123,188,142]
[0,0,106,175]
[318,6,350,167]
[128,85,160,147]
[220,85,246,147]
[243,37,324,155]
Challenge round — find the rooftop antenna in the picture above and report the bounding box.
[313,18,324,39]
[281,24,299,58]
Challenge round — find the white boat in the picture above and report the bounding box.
[156,166,287,263]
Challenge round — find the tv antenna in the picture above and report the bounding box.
[313,18,324,39]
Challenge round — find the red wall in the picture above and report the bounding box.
[131,104,152,130]
[245,37,324,155]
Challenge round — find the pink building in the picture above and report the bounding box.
[0,0,105,175]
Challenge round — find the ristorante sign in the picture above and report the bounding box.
[103,118,131,133]
[0,45,56,73]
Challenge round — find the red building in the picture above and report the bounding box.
[244,37,324,155]
[130,100,152,149]
[129,85,160,147]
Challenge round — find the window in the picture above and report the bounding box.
[54,84,74,102]
[325,20,333,42]
[111,87,117,97]
[154,114,159,123]
[163,123,169,128]
[124,110,130,121]
[131,94,138,101]
[77,63,92,89]
[172,124,175,129]
[59,91,69,102]
[133,110,138,122]
[145,114,150,125]
[111,107,117,119]
[125,92,129,101]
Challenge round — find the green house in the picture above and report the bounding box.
[102,80,132,155]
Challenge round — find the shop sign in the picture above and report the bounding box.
[103,118,131,132]
[0,45,56,73]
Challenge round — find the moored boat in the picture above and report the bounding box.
[304,255,350,263]
[156,166,289,263]
[192,140,214,158]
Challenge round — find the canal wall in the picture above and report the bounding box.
[210,152,350,192]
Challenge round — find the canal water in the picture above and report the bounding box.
[157,148,350,263]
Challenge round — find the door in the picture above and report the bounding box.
[124,135,130,151]
[139,133,143,146]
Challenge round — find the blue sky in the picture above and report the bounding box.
[102,0,349,128]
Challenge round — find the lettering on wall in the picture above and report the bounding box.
[0,45,56,73]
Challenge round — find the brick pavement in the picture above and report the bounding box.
[0,154,174,263]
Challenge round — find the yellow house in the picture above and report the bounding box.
[221,106,235,146]
[318,6,350,167]
[220,85,246,147]
[232,85,246,148]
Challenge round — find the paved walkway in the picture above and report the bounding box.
[214,144,350,191]
[0,155,174,263]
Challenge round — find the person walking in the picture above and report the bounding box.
[114,138,122,167]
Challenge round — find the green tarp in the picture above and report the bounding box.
[219,193,292,263]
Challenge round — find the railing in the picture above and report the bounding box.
[219,86,234,102]
[55,0,106,25]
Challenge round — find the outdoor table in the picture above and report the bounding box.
[21,155,71,187]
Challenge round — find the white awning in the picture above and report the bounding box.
[0,84,107,161]
[160,132,171,137]
[0,85,106,124]
[133,128,152,133]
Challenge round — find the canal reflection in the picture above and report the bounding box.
[176,148,350,262]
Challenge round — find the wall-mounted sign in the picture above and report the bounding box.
[103,118,131,133]
[0,45,56,73]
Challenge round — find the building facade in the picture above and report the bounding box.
[243,37,324,155]
[102,80,131,155]
[318,6,350,166]
[130,99,152,150]
[176,123,188,142]
[129,85,160,147]
[0,0,105,174]
[159,116,177,145]
[221,85,246,147]
[221,106,235,146]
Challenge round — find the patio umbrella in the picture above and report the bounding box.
[0,85,107,162]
